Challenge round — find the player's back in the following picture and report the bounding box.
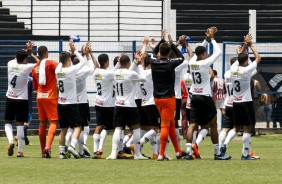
[114,69,138,107]
[213,76,225,100]
[76,64,94,103]
[141,69,154,106]
[7,59,35,99]
[32,60,58,99]
[224,70,233,106]
[189,58,212,96]
[94,68,115,107]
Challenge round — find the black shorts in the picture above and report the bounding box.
[186,108,191,122]
[140,105,160,127]
[78,103,90,127]
[58,104,82,129]
[113,106,141,128]
[95,106,114,130]
[190,95,217,126]
[223,106,234,129]
[175,98,181,120]
[233,101,255,127]
[5,98,28,122]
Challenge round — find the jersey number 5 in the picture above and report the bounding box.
[10,75,17,88]
[192,72,202,84]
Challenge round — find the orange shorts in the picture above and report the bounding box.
[154,96,176,122]
[37,98,58,121]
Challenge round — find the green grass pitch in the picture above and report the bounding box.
[0,134,282,184]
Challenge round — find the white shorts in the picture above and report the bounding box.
[215,99,225,109]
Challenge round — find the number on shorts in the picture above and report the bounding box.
[58,80,64,93]
[10,75,17,88]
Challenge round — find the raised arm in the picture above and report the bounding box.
[153,30,167,55]
[69,41,86,74]
[26,41,40,63]
[87,43,99,69]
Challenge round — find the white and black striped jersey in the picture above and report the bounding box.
[55,51,86,104]
[6,59,35,100]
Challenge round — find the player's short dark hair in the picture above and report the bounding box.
[120,55,130,66]
[230,57,237,65]
[195,46,206,56]
[98,54,109,67]
[144,54,152,67]
[213,70,217,76]
[238,53,248,65]
[71,54,79,65]
[16,50,28,63]
[113,56,119,66]
[59,51,71,65]
[38,46,48,58]
[159,42,171,57]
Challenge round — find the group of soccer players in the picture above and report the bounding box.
[4,26,261,160]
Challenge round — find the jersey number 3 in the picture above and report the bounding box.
[192,72,202,84]
[234,80,241,92]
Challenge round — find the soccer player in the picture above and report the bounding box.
[150,32,188,161]
[212,70,226,130]
[218,57,237,154]
[106,53,148,160]
[4,44,37,157]
[32,44,59,158]
[92,53,121,159]
[185,27,231,160]
[55,41,87,159]
[172,35,193,148]
[69,43,96,158]
[230,34,261,160]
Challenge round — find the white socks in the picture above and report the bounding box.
[5,124,13,144]
[59,146,65,153]
[175,128,182,149]
[186,143,192,155]
[242,133,251,157]
[150,135,158,155]
[195,129,208,146]
[133,128,141,156]
[123,135,130,146]
[93,134,100,153]
[17,126,24,153]
[98,129,107,151]
[213,144,220,155]
[65,128,73,146]
[78,131,84,155]
[140,129,157,145]
[126,136,133,148]
[118,130,124,151]
[83,126,89,145]
[224,129,236,147]
[110,129,121,157]
[219,131,227,147]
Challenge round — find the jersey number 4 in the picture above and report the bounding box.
[192,72,202,84]
[10,75,18,88]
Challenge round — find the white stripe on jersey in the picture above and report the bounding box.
[189,39,221,96]
[230,62,257,102]
[224,70,234,107]
[114,65,145,107]
[6,59,35,100]
[55,51,86,104]
[140,69,155,106]
[213,76,225,101]
[94,68,115,107]
[183,73,193,109]
[175,60,188,99]
[76,60,94,104]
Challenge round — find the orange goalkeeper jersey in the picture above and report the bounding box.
[32,60,59,99]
